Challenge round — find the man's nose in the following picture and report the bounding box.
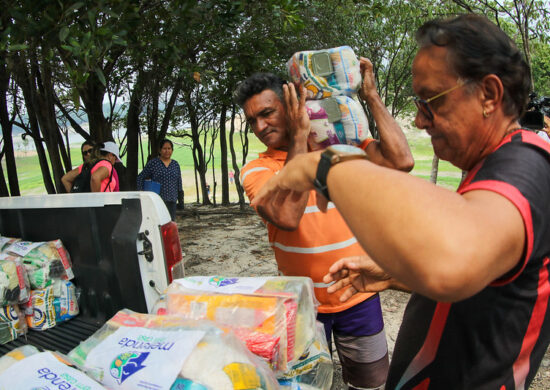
[255,117,268,132]
[414,110,430,130]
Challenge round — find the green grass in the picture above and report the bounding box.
[6,129,463,198]
[168,133,267,171]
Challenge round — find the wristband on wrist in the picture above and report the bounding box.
[313,145,368,201]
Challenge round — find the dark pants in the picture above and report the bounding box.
[164,201,177,221]
[317,294,389,390]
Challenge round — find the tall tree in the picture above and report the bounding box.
[55,1,141,142]
[0,50,17,196]
[451,0,550,90]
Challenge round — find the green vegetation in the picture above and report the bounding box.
[10,128,463,198]
[1,1,547,199]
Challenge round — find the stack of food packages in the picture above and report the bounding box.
[0,309,280,389]
[286,46,370,149]
[0,235,79,343]
[161,276,334,390]
[65,309,279,389]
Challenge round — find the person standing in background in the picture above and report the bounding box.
[137,139,184,221]
[61,140,95,192]
[90,141,120,192]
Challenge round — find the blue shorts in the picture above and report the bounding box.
[317,294,389,390]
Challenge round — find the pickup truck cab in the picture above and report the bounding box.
[0,192,184,354]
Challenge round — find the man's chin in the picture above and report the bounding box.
[263,139,288,150]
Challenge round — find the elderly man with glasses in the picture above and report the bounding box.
[252,14,550,389]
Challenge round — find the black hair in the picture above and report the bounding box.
[233,72,287,107]
[80,140,95,152]
[416,14,531,118]
[159,139,173,150]
[95,142,112,161]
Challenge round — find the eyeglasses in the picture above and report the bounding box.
[413,80,467,121]
[82,149,93,156]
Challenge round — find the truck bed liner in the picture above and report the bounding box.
[0,317,103,355]
[0,194,157,356]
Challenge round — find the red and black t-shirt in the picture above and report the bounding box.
[387,130,550,390]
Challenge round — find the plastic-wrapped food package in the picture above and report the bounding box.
[52,280,80,323]
[0,256,30,305]
[68,309,279,390]
[0,351,106,390]
[0,304,27,344]
[287,46,361,100]
[165,276,320,374]
[0,236,19,252]
[25,285,57,330]
[306,96,370,148]
[5,239,74,289]
[277,322,333,390]
[169,287,286,368]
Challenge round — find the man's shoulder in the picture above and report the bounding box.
[242,150,285,171]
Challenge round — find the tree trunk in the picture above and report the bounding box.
[79,74,110,142]
[183,89,210,205]
[0,56,20,196]
[57,131,71,173]
[0,158,9,197]
[229,106,247,209]
[34,53,65,193]
[219,105,229,205]
[430,154,439,184]
[147,79,160,155]
[13,52,55,194]
[126,69,147,190]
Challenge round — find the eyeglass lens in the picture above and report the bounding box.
[414,99,433,120]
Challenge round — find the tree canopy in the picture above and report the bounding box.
[1,0,548,203]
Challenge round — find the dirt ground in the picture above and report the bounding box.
[177,205,549,390]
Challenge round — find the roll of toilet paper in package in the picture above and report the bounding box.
[306,95,370,148]
[287,46,361,99]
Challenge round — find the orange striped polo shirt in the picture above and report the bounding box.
[241,148,375,313]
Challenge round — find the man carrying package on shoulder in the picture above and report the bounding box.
[233,59,414,390]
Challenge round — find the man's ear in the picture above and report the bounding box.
[480,74,504,116]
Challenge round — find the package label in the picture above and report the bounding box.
[175,276,270,295]
[0,237,13,251]
[0,351,106,389]
[86,327,205,389]
[6,241,44,257]
[54,239,75,280]
[170,378,209,390]
[27,286,56,330]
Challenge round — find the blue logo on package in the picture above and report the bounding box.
[208,276,238,287]
[171,378,209,389]
[110,351,149,384]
